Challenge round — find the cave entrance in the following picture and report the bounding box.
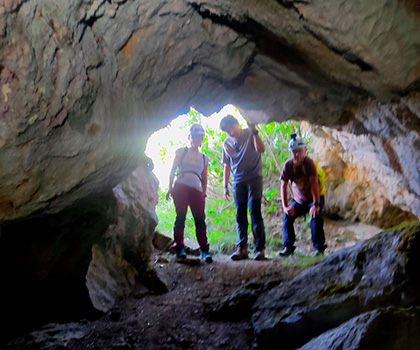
[145,105,310,256]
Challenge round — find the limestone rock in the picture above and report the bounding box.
[0,163,159,342]
[0,0,419,222]
[86,165,160,313]
[307,95,420,223]
[5,322,87,350]
[252,221,420,349]
[152,231,173,251]
[0,0,419,343]
[208,278,282,321]
[297,308,420,350]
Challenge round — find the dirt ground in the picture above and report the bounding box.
[5,219,382,350]
[69,219,382,350]
[61,252,304,350]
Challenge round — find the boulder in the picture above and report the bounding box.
[0,163,160,341]
[252,221,420,349]
[298,307,420,350]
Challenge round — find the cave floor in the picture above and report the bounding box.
[65,253,304,350]
[5,219,382,350]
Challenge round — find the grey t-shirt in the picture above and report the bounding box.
[174,147,209,192]
[222,128,262,184]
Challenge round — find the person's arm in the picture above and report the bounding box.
[247,122,265,153]
[308,174,321,218]
[201,164,208,197]
[281,179,294,217]
[166,153,181,200]
[223,163,231,200]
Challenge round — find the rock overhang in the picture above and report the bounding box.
[0,0,419,222]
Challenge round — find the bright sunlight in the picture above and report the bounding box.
[145,105,309,255]
[145,104,246,189]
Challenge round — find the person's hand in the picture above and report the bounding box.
[224,187,230,200]
[247,121,257,131]
[166,188,173,200]
[309,205,320,218]
[284,206,295,217]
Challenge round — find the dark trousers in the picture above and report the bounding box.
[172,183,209,252]
[233,176,265,251]
[282,196,326,251]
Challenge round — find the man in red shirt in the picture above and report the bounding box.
[279,134,327,257]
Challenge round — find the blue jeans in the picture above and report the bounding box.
[232,176,265,251]
[282,196,326,251]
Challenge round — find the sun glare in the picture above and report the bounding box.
[145,104,246,188]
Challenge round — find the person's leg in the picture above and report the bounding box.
[282,200,305,251]
[310,196,326,252]
[231,182,249,260]
[172,183,189,255]
[188,187,209,252]
[248,177,265,252]
[233,181,249,248]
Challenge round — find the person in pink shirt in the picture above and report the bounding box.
[166,124,212,263]
[279,133,327,257]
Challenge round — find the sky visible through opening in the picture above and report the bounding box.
[145,104,246,189]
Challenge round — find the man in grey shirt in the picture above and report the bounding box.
[221,115,266,261]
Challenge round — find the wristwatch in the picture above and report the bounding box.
[252,130,259,135]
[314,202,320,207]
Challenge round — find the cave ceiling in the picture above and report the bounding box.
[0,0,419,221]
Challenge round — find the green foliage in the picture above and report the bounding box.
[259,120,311,179]
[275,253,324,267]
[154,107,313,256]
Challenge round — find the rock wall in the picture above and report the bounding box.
[0,163,159,342]
[252,221,420,349]
[86,164,160,312]
[307,96,420,227]
[0,0,419,339]
[0,0,419,222]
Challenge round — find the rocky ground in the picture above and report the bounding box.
[6,253,305,350]
[4,219,382,350]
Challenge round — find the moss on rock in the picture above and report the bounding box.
[318,282,357,298]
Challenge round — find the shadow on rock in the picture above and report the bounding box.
[252,221,420,349]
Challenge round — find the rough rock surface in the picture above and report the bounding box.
[298,307,420,350]
[0,163,159,342]
[4,254,305,350]
[307,101,420,227]
[252,221,420,349]
[86,164,160,312]
[0,0,419,221]
[0,0,419,343]
[3,223,419,350]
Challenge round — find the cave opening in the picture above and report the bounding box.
[145,104,328,258]
[0,0,419,347]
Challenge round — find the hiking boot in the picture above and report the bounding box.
[230,245,248,261]
[200,251,213,263]
[277,247,294,257]
[254,250,265,261]
[176,248,186,260]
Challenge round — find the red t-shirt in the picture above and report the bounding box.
[281,157,317,204]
